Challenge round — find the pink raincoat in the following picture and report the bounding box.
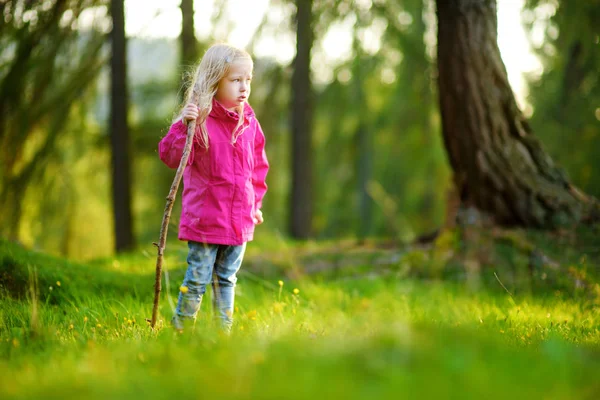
[158,100,269,245]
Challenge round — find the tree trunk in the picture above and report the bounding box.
[559,40,583,114]
[352,41,372,241]
[289,0,314,239]
[180,0,198,72]
[0,179,25,240]
[110,0,135,252]
[436,0,596,228]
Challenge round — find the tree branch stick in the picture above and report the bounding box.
[151,91,199,329]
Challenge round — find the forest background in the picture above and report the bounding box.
[2,0,598,260]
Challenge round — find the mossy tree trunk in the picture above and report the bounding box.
[436,0,597,228]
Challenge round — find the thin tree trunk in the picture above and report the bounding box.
[356,121,373,240]
[180,0,198,76]
[110,0,135,251]
[559,40,583,114]
[290,0,314,239]
[0,180,25,240]
[436,0,597,227]
[414,0,436,227]
[352,42,372,241]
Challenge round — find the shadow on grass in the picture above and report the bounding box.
[2,224,598,306]
[0,239,165,304]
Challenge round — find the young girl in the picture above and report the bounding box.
[158,44,269,333]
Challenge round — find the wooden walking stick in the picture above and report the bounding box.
[150,87,200,329]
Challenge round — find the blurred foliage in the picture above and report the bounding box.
[523,0,600,197]
[0,0,108,244]
[311,0,449,240]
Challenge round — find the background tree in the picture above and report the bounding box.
[180,0,198,69]
[110,0,135,251]
[289,0,315,239]
[435,0,598,228]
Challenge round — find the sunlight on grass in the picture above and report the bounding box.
[2,275,600,399]
[1,238,599,399]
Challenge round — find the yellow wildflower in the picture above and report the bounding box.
[96,324,102,328]
[273,302,285,313]
[84,316,88,322]
[247,310,257,320]
[180,286,189,294]
[278,280,284,287]
[69,324,74,330]
[56,281,61,287]
[293,288,300,295]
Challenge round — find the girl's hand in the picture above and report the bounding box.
[253,209,264,225]
[182,103,199,124]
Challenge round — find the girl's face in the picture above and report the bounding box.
[215,58,253,110]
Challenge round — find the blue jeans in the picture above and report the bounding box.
[173,241,246,332]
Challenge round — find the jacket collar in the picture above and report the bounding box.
[210,99,255,121]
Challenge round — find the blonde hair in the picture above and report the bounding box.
[175,43,253,148]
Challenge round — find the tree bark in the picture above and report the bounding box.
[110,0,135,251]
[289,0,315,239]
[436,0,597,228]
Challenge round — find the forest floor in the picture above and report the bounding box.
[1,225,599,399]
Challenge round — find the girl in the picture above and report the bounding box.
[158,44,269,333]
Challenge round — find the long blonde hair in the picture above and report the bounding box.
[175,44,253,148]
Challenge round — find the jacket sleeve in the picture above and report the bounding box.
[158,119,199,169]
[252,122,269,209]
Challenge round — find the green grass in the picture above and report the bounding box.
[1,230,599,399]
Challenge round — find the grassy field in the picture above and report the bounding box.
[1,227,599,399]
